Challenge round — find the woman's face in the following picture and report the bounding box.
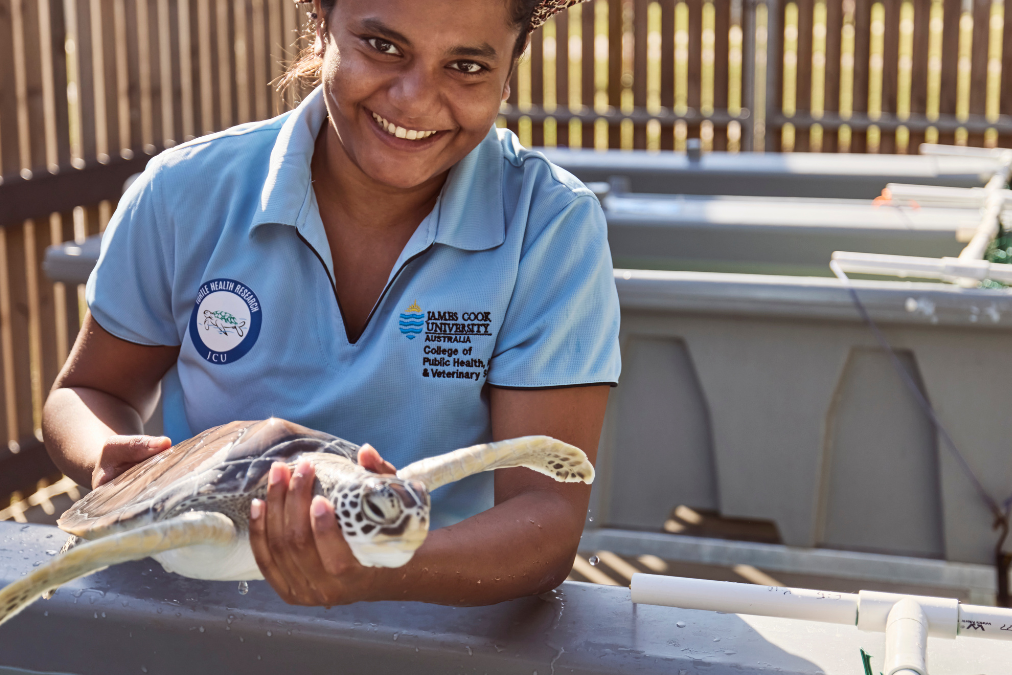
[315,0,520,190]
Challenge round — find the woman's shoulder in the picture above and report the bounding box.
[144,114,290,190]
[495,128,598,205]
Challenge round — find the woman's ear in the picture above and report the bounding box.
[313,0,326,57]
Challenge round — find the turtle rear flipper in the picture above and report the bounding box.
[0,512,235,627]
[397,436,594,492]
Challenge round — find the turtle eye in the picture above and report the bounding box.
[361,484,403,524]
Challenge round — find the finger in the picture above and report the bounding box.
[284,461,329,592]
[265,463,304,597]
[310,496,358,576]
[106,435,172,461]
[248,498,292,595]
[357,444,396,475]
[93,436,171,487]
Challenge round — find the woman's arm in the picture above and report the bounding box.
[43,313,179,488]
[248,384,609,605]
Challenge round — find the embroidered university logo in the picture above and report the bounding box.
[399,301,423,340]
[188,278,262,364]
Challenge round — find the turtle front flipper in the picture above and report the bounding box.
[397,436,595,492]
[0,512,235,627]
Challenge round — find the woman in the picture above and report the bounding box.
[42,0,619,607]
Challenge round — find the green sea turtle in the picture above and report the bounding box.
[0,418,593,625]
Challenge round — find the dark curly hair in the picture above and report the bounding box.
[280,0,542,92]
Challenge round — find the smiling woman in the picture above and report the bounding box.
[41,0,620,608]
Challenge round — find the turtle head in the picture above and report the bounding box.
[332,475,430,568]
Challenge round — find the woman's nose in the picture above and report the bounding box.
[387,65,441,120]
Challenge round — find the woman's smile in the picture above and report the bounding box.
[366,108,449,152]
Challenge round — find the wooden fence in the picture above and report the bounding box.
[0,0,1010,503]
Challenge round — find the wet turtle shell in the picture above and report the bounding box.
[59,418,360,539]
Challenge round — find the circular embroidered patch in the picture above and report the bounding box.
[188,278,262,364]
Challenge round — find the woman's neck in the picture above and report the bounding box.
[311,121,446,234]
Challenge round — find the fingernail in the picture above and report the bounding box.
[269,464,284,486]
[311,498,328,518]
[251,499,263,520]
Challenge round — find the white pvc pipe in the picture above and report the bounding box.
[630,574,858,625]
[884,599,928,675]
[631,574,1012,644]
[831,251,1012,285]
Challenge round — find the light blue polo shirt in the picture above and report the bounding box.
[87,86,620,527]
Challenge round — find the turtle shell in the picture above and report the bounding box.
[58,418,360,538]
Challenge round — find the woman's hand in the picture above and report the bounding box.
[91,435,172,488]
[248,446,395,606]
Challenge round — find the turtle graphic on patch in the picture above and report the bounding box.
[202,309,246,337]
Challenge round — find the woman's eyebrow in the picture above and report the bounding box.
[358,17,497,60]
[359,18,412,46]
[446,43,498,59]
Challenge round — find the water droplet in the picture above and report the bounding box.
[466,646,472,656]
[588,517,593,522]
[266,630,272,637]
[676,621,686,628]
[43,611,48,617]
[287,630,291,636]
[239,637,244,643]
[393,633,399,641]
[101,612,106,618]
[46,550,57,556]
[141,668,147,674]
[257,655,261,660]
[238,581,249,595]
[199,626,204,633]
[588,556,599,566]
[156,608,162,614]
[93,612,98,619]
[494,645,504,653]
[33,561,42,566]
[227,614,234,623]
[712,637,720,642]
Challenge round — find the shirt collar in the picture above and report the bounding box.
[250,87,505,253]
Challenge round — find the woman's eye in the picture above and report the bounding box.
[367,38,399,56]
[451,61,485,75]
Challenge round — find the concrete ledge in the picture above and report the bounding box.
[614,268,1012,327]
[580,529,1001,599]
[2,523,1011,674]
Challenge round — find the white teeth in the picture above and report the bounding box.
[371,112,437,141]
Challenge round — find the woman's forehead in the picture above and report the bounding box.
[335,0,518,55]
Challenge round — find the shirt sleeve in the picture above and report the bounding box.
[487,194,621,389]
[85,163,180,346]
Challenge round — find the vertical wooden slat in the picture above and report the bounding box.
[96,0,119,159]
[581,0,595,147]
[197,0,214,132]
[686,0,702,130]
[849,0,870,152]
[555,10,570,147]
[712,0,730,150]
[177,0,195,141]
[531,27,545,146]
[937,0,960,127]
[796,0,814,125]
[233,0,250,125]
[42,0,72,170]
[659,0,675,149]
[251,0,268,121]
[967,0,989,119]
[633,0,649,149]
[268,0,285,116]
[54,211,79,363]
[607,0,623,147]
[19,0,48,174]
[5,221,36,442]
[167,0,184,143]
[122,0,143,153]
